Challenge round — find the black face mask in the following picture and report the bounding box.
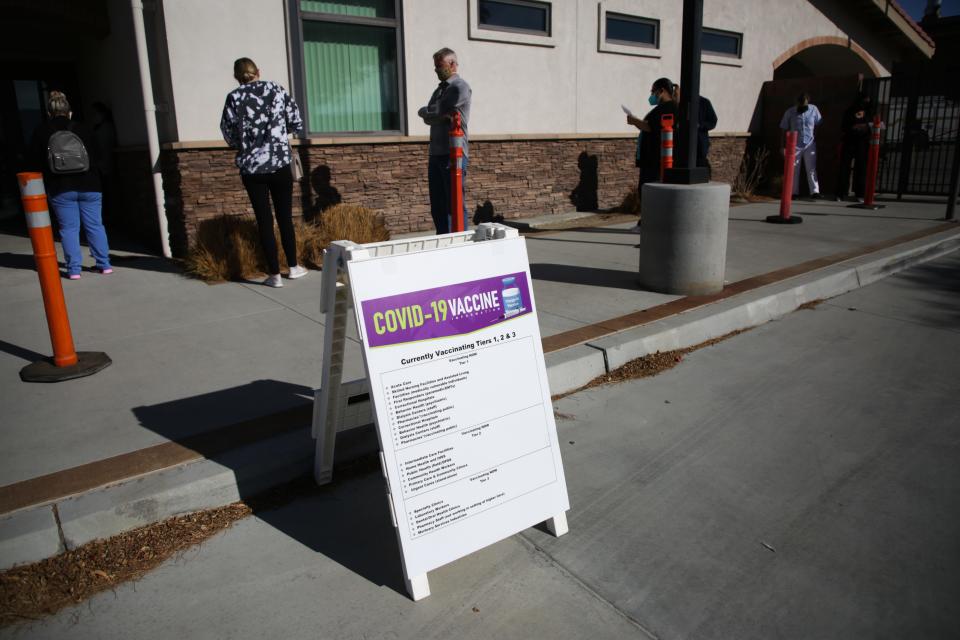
[797,103,809,114]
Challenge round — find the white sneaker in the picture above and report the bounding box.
[287,265,309,280]
[262,273,283,288]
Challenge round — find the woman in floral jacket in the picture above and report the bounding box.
[220,57,306,288]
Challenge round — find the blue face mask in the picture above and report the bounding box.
[648,93,659,106]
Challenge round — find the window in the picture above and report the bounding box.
[702,27,742,58]
[597,4,659,58]
[478,0,551,36]
[293,0,404,134]
[604,12,658,48]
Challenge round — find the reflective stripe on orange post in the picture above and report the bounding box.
[660,114,674,182]
[16,172,111,382]
[449,112,465,233]
[18,172,78,367]
[766,131,803,224]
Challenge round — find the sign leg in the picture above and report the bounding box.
[405,573,431,601]
[545,512,569,537]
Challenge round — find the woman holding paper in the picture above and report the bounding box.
[626,77,677,218]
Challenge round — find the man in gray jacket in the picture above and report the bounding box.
[418,47,472,234]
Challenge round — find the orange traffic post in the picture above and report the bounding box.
[16,172,111,382]
[449,112,466,233]
[850,114,885,211]
[767,130,803,224]
[660,114,674,182]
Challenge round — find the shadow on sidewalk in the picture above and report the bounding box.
[525,236,634,248]
[530,263,639,290]
[0,252,36,270]
[0,339,47,362]
[256,471,407,594]
[131,378,405,594]
[0,250,180,276]
[891,252,960,327]
[132,379,313,442]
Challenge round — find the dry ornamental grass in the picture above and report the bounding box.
[618,187,642,216]
[184,203,390,282]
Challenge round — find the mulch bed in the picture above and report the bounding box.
[553,329,747,401]
[0,461,382,628]
[0,503,252,627]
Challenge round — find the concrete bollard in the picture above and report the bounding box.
[638,182,730,296]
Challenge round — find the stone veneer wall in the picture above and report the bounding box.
[120,135,748,256]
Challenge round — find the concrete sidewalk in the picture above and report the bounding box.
[0,197,957,569]
[8,254,959,639]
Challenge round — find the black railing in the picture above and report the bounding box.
[862,75,960,197]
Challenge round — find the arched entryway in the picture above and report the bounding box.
[757,38,880,196]
[773,37,882,80]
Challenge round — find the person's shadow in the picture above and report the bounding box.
[570,151,599,212]
[473,199,502,225]
[131,379,406,593]
[307,165,342,222]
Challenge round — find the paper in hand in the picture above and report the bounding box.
[621,104,634,117]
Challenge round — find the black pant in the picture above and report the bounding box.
[836,140,868,199]
[241,165,297,275]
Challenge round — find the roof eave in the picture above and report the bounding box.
[869,0,935,58]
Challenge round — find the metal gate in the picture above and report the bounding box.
[863,75,960,197]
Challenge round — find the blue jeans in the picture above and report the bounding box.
[428,154,469,235]
[48,191,111,276]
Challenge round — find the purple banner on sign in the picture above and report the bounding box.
[360,272,532,348]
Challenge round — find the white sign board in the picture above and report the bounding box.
[347,236,570,583]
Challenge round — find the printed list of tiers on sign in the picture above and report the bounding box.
[380,336,559,539]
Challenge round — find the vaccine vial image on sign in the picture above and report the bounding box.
[502,277,525,317]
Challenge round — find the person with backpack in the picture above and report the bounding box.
[29,90,112,280]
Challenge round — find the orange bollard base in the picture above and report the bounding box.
[765,214,803,224]
[20,351,112,383]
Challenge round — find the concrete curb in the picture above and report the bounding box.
[585,228,960,373]
[1,227,957,570]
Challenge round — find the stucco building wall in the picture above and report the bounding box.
[152,0,897,143]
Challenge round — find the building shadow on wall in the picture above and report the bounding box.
[306,164,342,223]
[570,152,599,212]
[131,379,406,594]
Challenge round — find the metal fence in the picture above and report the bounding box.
[863,75,960,197]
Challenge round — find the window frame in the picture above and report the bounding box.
[285,0,408,136]
[596,3,660,59]
[476,0,552,37]
[468,0,555,47]
[603,11,659,49]
[701,26,743,59]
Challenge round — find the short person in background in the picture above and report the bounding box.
[779,93,823,199]
[672,83,718,178]
[29,91,112,279]
[220,57,306,288]
[418,47,471,235]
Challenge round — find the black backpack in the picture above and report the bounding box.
[47,123,90,174]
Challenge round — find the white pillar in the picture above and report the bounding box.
[130,0,172,258]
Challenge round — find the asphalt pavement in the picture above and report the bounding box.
[5,251,957,640]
